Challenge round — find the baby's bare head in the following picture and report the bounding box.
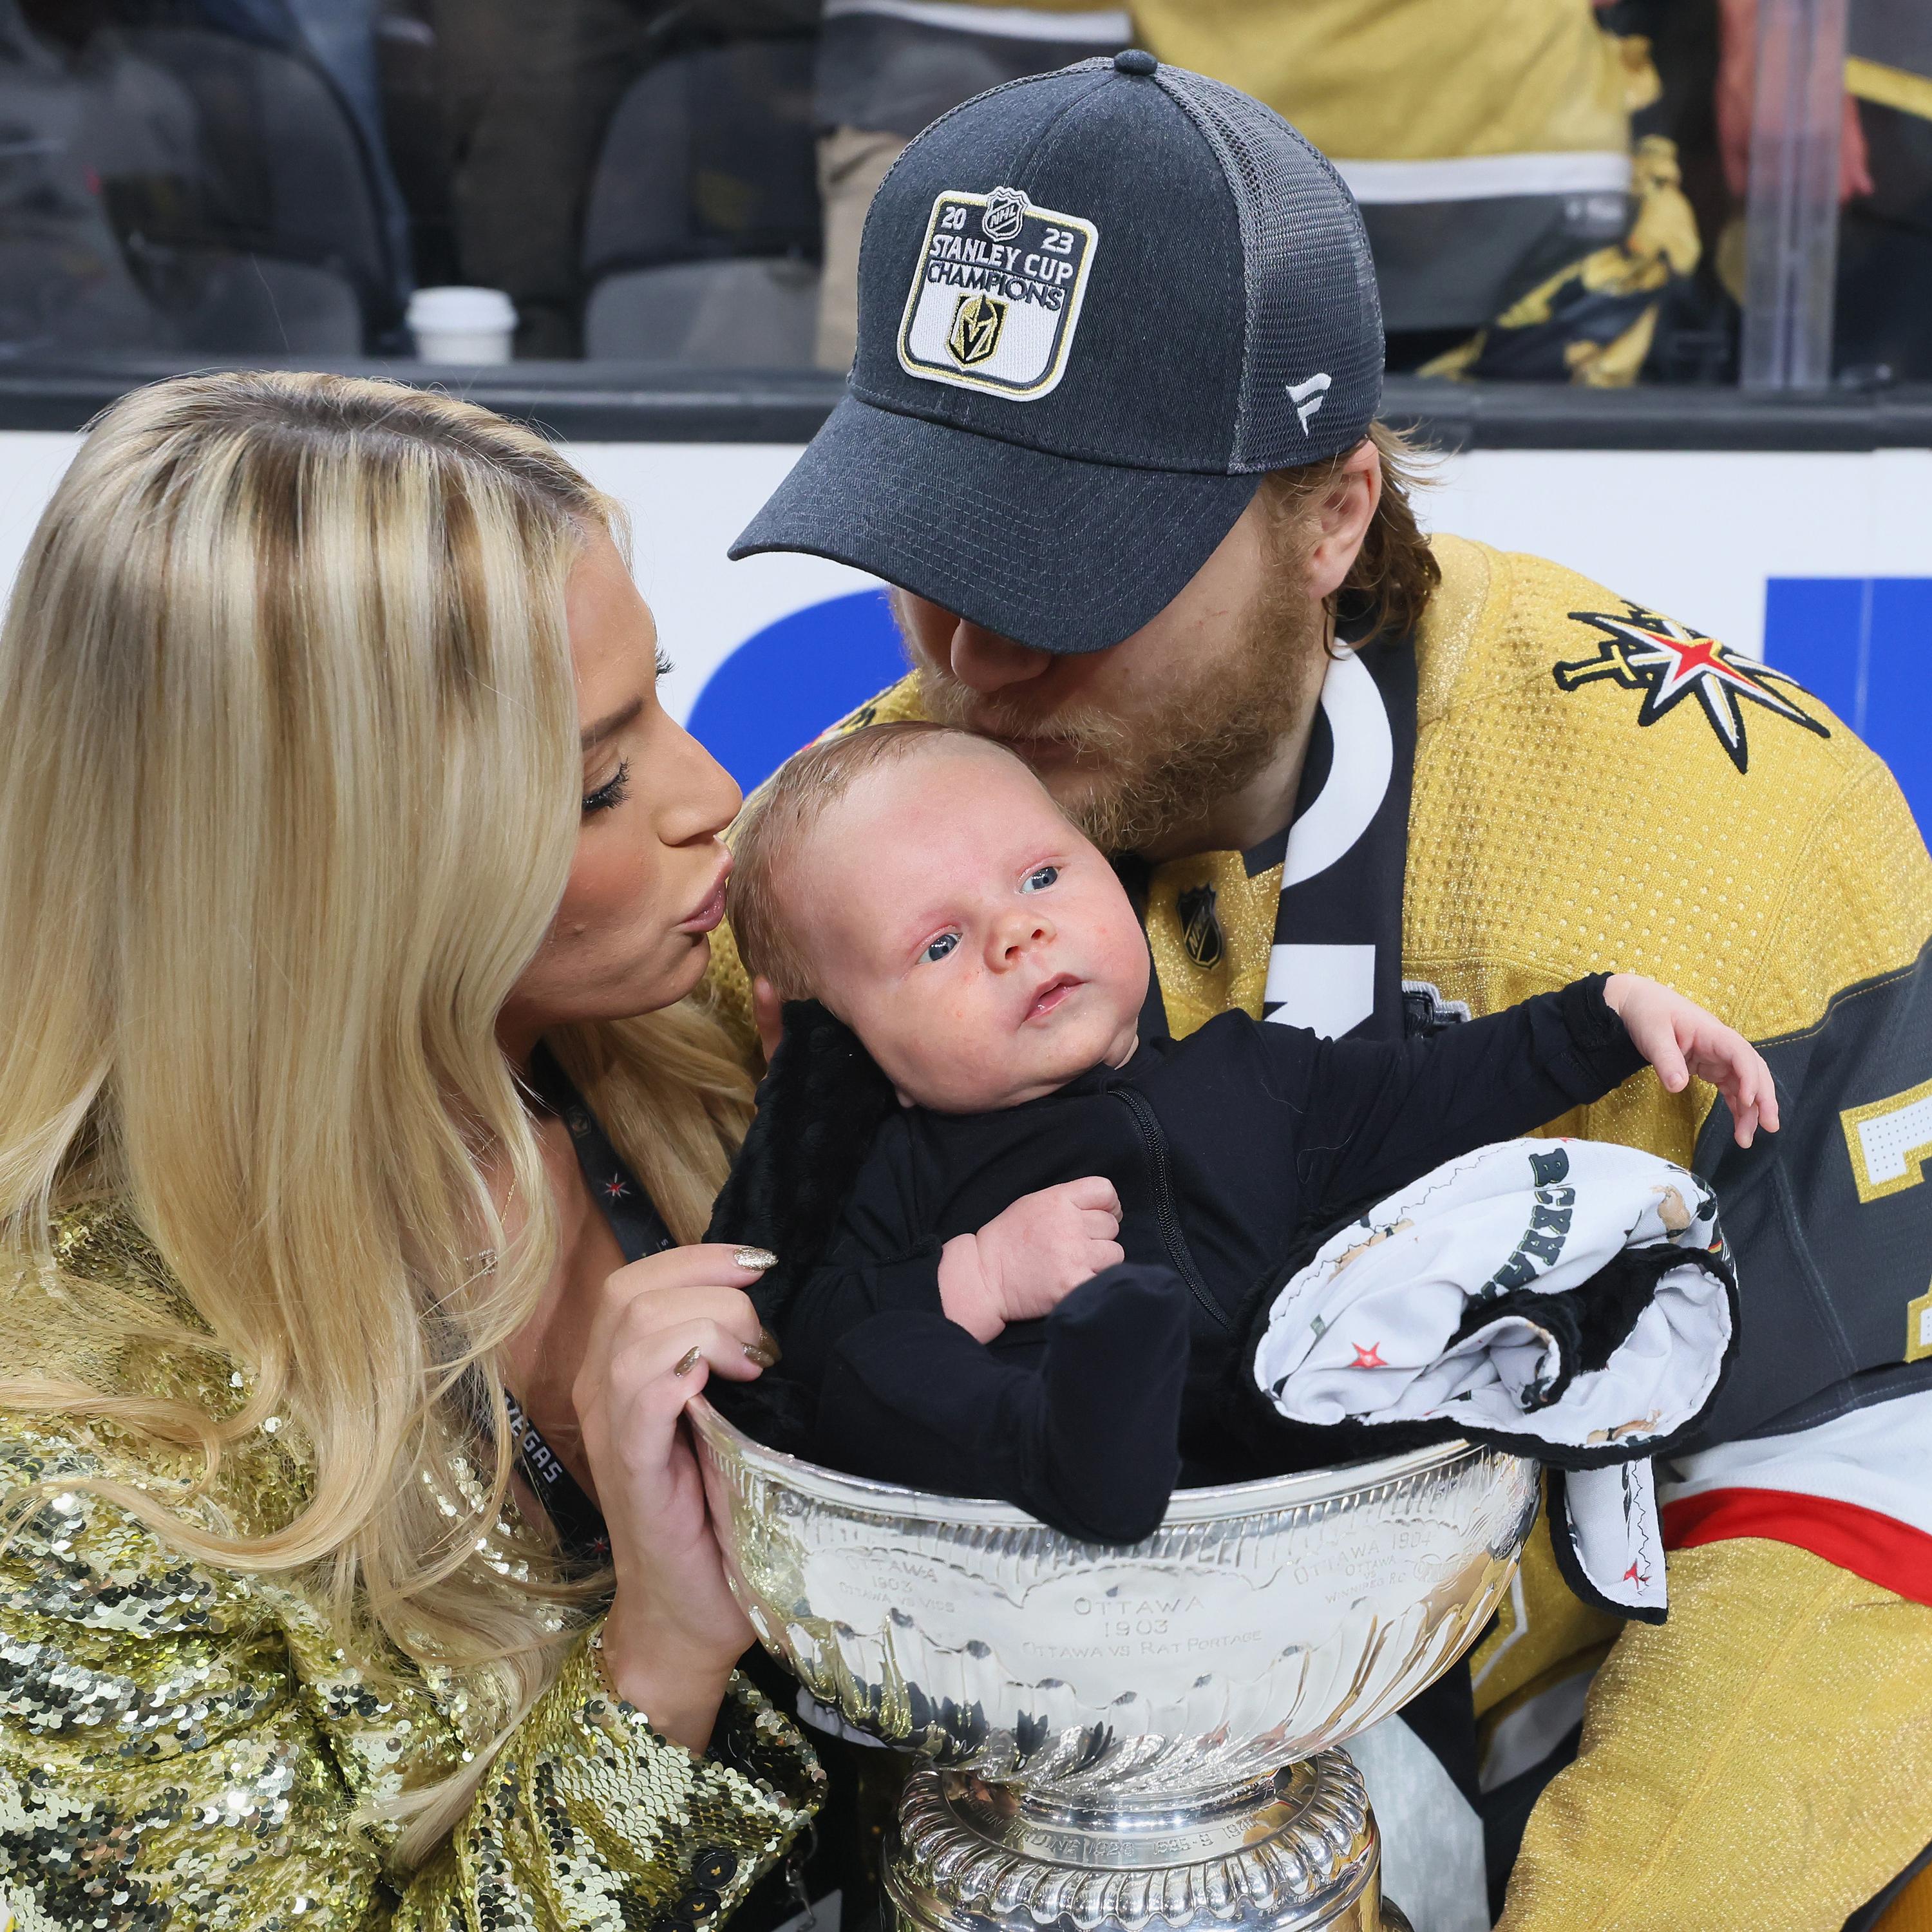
[730,722,985,1005]
[729,723,1148,1112]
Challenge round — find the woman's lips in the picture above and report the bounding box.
[1026,973,1081,1021]
[679,861,732,934]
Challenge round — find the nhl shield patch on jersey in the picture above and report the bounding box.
[897,186,1098,400]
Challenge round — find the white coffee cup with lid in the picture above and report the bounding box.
[407,286,516,363]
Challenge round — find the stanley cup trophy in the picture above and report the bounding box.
[694,1403,1540,1932]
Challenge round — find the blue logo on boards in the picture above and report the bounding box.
[1763,578,1930,838]
[687,590,907,794]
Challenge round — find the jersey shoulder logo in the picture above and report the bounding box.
[898,186,1098,401]
[1553,601,1829,772]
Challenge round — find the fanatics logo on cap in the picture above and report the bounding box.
[898,186,1099,401]
[1287,372,1332,433]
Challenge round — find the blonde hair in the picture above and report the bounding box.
[731,721,1021,1002]
[0,371,752,1858]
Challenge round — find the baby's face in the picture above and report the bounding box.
[797,744,1150,1112]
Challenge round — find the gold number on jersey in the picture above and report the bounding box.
[1841,1076,1932,1203]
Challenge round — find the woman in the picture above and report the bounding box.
[0,372,819,1924]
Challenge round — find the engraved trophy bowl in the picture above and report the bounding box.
[692,1402,1539,1932]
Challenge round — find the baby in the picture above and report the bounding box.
[708,722,1774,1544]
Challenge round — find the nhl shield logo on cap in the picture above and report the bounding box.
[898,187,1099,401]
[981,184,1028,243]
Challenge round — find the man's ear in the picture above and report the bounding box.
[1304,439,1383,605]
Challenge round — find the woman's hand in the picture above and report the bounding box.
[1604,973,1781,1146]
[570,1243,777,1751]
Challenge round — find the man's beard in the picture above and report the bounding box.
[912,574,1329,855]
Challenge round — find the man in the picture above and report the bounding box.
[718,51,1932,1932]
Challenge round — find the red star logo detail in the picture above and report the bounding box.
[1622,1561,1646,1585]
[1555,605,1828,772]
[602,1177,630,1200]
[1350,1342,1387,1370]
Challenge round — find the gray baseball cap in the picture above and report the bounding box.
[730,50,1384,654]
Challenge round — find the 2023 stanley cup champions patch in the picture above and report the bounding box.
[897,186,1099,400]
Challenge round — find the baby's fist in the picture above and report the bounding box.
[940,1177,1126,1341]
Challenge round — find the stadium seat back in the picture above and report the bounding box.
[0,12,171,354]
[94,24,392,346]
[583,256,819,365]
[582,38,820,283]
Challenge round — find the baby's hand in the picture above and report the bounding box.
[938,1178,1125,1342]
[1604,973,1781,1147]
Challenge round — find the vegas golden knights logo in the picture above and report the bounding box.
[947,292,1007,366]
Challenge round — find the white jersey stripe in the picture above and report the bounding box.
[1334,151,1633,205]
[822,0,1132,43]
[1660,1388,1932,1539]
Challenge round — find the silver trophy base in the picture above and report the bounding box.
[884,1749,1412,1932]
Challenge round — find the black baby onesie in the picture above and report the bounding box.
[709,976,1647,1543]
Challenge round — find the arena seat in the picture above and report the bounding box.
[87,23,397,353]
[585,258,818,368]
[582,37,820,366]
[0,5,171,355]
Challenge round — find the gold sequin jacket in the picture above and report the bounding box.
[705,534,1932,1929]
[0,1208,822,1931]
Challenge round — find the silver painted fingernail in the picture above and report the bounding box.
[734,1246,778,1271]
[674,1346,703,1377]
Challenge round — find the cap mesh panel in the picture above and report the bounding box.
[1153,70,1384,473]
